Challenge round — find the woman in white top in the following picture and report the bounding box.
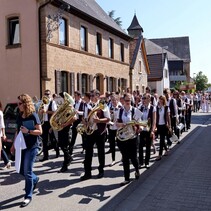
[116,93,142,186]
[155,95,171,161]
[0,101,11,169]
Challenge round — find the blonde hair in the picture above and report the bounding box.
[159,95,167,106]
[18,94,35,117]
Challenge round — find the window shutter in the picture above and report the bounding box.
[107,76,110,92]
[55,70,61,94]
[89,75,93,91]
[77,73,82,93]
[70,72,75,96]
[115,78,118,92]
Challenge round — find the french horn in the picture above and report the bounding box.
[50,92,76,131]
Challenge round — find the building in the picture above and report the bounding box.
[144,39,170,95]
[150,36,191,88]
[0,0,131,107]
[127,14,149,94]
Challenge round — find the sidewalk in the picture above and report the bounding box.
[100,112,211,211]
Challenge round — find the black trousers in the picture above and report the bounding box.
[108,129,117,161]
[157,125,168,156]
[84,130,106,175]
[117,137,139,181]
[139,131,152,165]
[41,121,51,158]
[58,125,72,167]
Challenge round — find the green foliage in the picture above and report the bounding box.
[108,10,122,27]
[194,71,208,91]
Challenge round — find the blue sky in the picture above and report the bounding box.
[96,0,211,83]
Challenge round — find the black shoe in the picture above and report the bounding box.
[135,172,140,179]
[39,157,48,162]
[120,180,130,186]
[97,172,104,179]
[67,157,73,166]
[20,198,31,208]
[58,166,68,173]
[33,177,39,191]
[55,151,60,158]
[80,174,92,181]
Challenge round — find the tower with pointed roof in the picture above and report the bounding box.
[127,14,143,38]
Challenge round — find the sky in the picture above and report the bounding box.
[96,0,211,83]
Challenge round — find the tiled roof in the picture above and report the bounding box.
[61,0,127,35]
[147,54,163,81]
[144,38,181,61]
[149,36,191,62]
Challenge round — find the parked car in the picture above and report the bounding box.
[3,103,43,158]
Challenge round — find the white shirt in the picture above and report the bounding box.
[158,106,170,125]
[0,110,5,137]
[43,100,57,121]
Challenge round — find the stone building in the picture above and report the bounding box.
[0,0,131,106]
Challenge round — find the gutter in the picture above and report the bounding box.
[38,0,52,97]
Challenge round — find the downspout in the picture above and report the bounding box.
[38,0,52,97]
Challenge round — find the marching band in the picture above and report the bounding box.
[2,88,208,188]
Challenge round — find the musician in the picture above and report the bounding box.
[57,92,77,173]
[39,89,59,161]
[138,93,156,169]
[155,95,171,161]
[106,94,122,166]
[116,93,142,186]
[80,89,110,181]
[69,91,85,157]
[181,91,191,130]
[80,92,92,153]
[163,88,179,145]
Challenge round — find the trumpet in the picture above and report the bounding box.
[38,96,50,124]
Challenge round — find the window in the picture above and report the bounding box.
[96,32,102,55]
[80,26,87,51]
[8,17,20,45]
[109,38,114,59]
[120,43,124,62]
[59,18,67,46]
[139,60,142,74]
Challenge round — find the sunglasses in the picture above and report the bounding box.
[18,102,23,106]
[142,97,147,100]
[124,99,131,102]
[44,93,50,96]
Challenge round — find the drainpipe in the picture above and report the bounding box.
[38,0,52,98]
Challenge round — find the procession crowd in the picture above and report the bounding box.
[0,87,210,207]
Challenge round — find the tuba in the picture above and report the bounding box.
[84,100,105,135]
[50,92,76,131]
[38,96,50,124]
[116,119,150,141]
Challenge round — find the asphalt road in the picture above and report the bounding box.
[0,111,211,211]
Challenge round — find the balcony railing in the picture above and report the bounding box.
[169,75,187,81]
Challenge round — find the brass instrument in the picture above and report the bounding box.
[77,100,105,135]
[50,92,76,131]
[38,96,50,124]
[116,120,150,141]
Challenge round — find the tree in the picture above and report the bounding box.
[194,71,208,91]
[108,10,122,27]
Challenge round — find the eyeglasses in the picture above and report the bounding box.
[18,102,23,106]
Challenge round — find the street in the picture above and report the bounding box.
[0,112,211,211]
